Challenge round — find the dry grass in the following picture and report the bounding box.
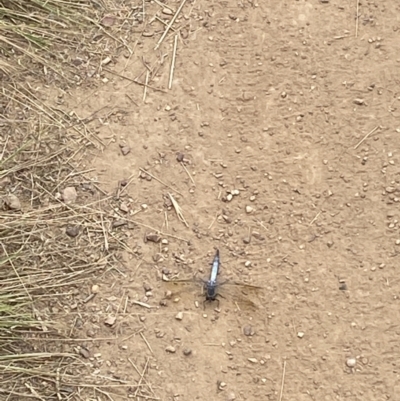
[0,0,141,82]
[0,1,145,399]
[0,90,132,397]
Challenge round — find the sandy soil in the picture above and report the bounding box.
[56,0,400,399]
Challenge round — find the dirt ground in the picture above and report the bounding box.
[53,0,400,400]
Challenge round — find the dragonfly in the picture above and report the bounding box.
[163,249,263,310]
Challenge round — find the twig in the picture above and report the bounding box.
[56,368,61,401]
[168,35,178,89]
[1,244,32,301]
[168,192,189,227]
[140,332,154,354]
[154,0,175,12]
[164,211,169,230]
[95,387,115,401]
[132,300,156,309]
[123,328,143,342]
[309,211,321,226]
[256,219,269,232]
[100,214,109,252]
[139,168,183,196]
[128,357,156,398]
[25,382,46,401]
[123,295,129,313]
[354,125,380,149]
[355,0,360,38]
[0,134,9,161]
[279,360,286,401]
[126,94,139,106]
[102,68,167,93]
[154,0,188,50]
[180,162,195,186]
[143,70,149,102]
[117,173,136,198]
[130,220,189,242]
[134,357,149,396]
[155,15,177,29]
[208,213,218,230]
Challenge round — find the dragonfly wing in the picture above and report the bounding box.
[219,281,263,310]
[163,277,204,302]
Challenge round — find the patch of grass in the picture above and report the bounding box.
[0,57,132,401]
[0,0,137,82]
[0,1,146,398]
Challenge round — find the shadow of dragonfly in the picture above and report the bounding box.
[162,249,263,310]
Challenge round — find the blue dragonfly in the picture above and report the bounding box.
[163,249,263,310]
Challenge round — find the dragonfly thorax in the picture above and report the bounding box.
[204,280,218,300]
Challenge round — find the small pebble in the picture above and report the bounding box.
[243,325,254,336]
[226,392,236,401]
[112,220,127,228]
[4,194,21,210]
[91,284,100,294]
[244,261,252,267]
[226,193,233,202]
[79,347,90,359]
[248,357,258,363]
[231,189,240,196]
[183,348,192,356]
[162,7,173,15]
[104,315,116,326]
[62,187,77,204]
[66,225,80,238]
[145,233,161,243]
[223,215,232,223]
[218,382,227,390]
[120,145,131,156]
[297,331,305,338]
[119,202,129,213]
[165,345,176,353]
[245,205,253,213]
[175,312,184,320]
[346,357,356,368]
[86,329,96,337]
[242,236,251,244]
